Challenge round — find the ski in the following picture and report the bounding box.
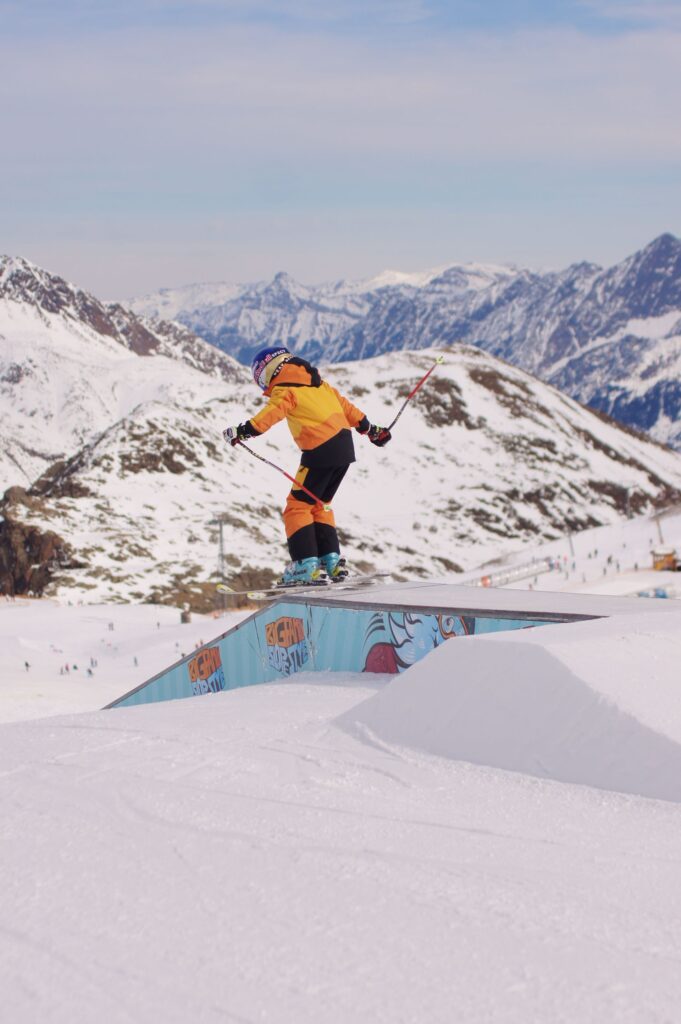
[217,573,388,601]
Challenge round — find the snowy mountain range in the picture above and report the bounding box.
[2,254,681,607]
[130,234,681,451]
[0,255,246,487]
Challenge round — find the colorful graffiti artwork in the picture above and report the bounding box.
[187,646,226,696]
[265,615,311,676]
[363,611,470,673]
[112,597,559,709]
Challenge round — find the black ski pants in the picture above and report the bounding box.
[284,464,349,561]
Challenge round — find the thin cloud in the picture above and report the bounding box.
[1,14,680,292]
[0,0,433,24]
[3,22,677,162]
[578,1,681,29]
[178,0,432,20]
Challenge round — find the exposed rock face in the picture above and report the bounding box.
[107,305,245,383]
[0,489,80,596]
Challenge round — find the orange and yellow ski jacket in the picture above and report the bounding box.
[247,358,368,467]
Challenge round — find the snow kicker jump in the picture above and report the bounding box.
[104,582,655,710]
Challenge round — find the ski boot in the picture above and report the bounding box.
[320,553,349,582]
[278,556,323,588]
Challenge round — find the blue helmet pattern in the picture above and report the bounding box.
[251,346,290,390]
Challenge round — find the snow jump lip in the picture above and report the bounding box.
[338,596,681,803]
[105,583,676,711]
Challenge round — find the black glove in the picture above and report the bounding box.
[223,423,254,447]
[367,424,392,447]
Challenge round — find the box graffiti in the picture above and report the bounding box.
[265,615,310,676]
[187,646,226,695]
[113,598,555,709]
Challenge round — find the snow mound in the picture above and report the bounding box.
[339,609,681,802]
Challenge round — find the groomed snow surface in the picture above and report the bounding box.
[3,583,681,1023]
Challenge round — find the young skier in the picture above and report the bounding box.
[223,346,391,585]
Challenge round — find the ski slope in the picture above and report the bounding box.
[3,505,681,1021]
[2,620,681,1022]
[469,505,681,599]
[0,601,248,722]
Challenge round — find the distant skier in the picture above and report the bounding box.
[224,346,391,585]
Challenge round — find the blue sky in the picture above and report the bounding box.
[3,1,677,33]
[1,0,680,295]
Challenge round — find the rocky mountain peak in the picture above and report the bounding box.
[0,254,122,340]
[640,232,681,260]
[609,232,681,316]
[0,254,45,289]
[0,252,245,383]
[259,270,310,306]
[272,270,294,286]
[1,255,76,311]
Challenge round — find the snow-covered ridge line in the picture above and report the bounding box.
[126,260,519,322]
[0,256,248,486]
[127,233,681,450]
[2,252,681,609]
[3,336,681,608]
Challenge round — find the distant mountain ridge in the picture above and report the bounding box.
[3,254,681,606]
[129,235,681,450]
[129,261,518,366]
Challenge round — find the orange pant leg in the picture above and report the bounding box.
[282,465,317,539]
[311,503,336,528]
[283,492,316,538]
[282,464,347,560]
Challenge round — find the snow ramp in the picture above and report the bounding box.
[339,605,681,802]
[106,582,675,714]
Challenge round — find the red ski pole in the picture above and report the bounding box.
[232,439,332,510]
[387,353,445,431]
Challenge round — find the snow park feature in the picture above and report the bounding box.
[107,581,679,709]
[3,587,681,1022]
[106,584,566,707]
[340,605,681,803]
